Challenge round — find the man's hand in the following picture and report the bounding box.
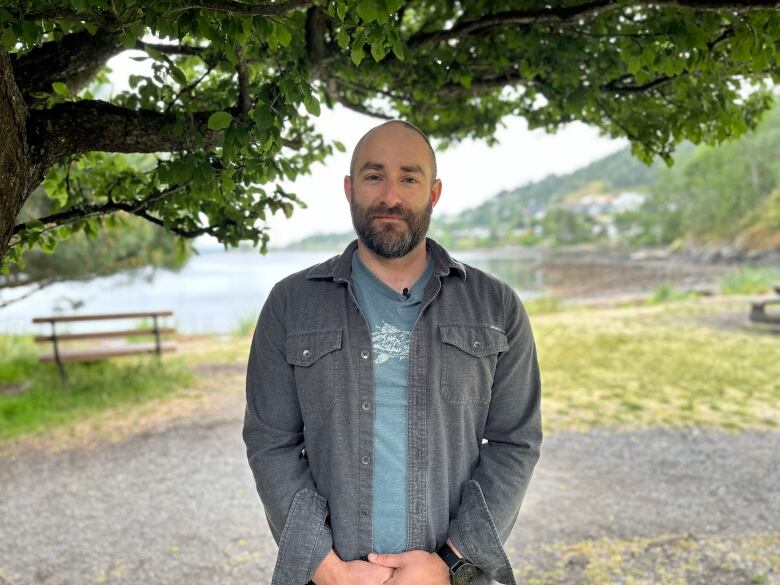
[312,549,395,585]
[367,550,449,585]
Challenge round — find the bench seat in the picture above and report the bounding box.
[750,299,780,324]
[38,341,177,363]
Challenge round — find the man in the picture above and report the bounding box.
[243,120,542,585]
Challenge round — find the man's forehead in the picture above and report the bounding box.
[351,123,435,175]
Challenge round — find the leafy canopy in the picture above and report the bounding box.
[3,0,780,274]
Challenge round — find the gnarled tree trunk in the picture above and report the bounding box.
[0,48,37,267]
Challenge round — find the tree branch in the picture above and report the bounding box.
[305,5,330,80]
[13,9,122,29]
[409,0,618,47]
[27,99,301,173]
[168,0,311,17]
[135,40,208,57]
[235,44,251,117]
[11,29,123,101]
[0,279,65,309]
[408,0,777,48]
[12,182,191,238]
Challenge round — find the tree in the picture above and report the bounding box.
[1,181,190,308]
[2,0,780,273]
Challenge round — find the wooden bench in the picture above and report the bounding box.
[32,311,177,383]
[749,284,780,326]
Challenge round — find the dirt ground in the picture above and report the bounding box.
[1,349,779,584]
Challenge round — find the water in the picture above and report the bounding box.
[0,244,730,336]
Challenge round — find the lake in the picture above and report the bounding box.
[0,243,734,336]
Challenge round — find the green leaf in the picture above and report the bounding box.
[357,0,378,23]
[169,64,187,85]
[52,82,69,96]
[144,45,163,60]
[1,28,16,52]
[370,40,388,62]
[351,42,365,66]
[336,29,350,50]
[275,23,292,47]
[304,95,321,116]
[333,140,346,153]
[391,37,405,61]
[208,111,233,130]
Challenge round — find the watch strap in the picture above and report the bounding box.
[437,542,463,570]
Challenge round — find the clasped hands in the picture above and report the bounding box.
[313,548,450,585]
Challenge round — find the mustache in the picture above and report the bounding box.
[369,203,409,219]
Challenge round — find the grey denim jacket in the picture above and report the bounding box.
[243,237,542,585]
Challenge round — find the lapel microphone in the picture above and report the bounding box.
[402,287,410,299]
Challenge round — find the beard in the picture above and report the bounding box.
[350,192,432,259]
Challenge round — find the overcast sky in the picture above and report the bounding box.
[107,50,629,249]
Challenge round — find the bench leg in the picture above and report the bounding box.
[50,322,68,384]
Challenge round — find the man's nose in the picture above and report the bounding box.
[379,178,403,207]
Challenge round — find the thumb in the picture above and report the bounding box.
[367,552,403,568]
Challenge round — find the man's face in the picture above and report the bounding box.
[345,124,442,259]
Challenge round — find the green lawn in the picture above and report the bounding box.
[532,298,780,432]
[0,334,196,442]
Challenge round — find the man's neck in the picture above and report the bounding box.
[355,239,430,294]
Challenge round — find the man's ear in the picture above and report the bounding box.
[344,175,353,203]
[430,178,443,208]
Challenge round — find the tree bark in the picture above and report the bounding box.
[0,48,34,268]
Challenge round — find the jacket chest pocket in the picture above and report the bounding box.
[286,328,342,414]
[439,324,508,404]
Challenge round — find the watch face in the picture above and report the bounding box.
[452,563,477,585]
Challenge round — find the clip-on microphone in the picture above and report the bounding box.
[402,287,410,299]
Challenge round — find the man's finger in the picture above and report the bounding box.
[367,552,405,568]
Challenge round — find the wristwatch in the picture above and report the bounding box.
[436,542,477,585]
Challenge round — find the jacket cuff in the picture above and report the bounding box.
[447,480,517,585]
[272,488,333,585]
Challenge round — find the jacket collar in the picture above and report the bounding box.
[305,237,467,282]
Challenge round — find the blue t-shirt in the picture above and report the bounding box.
[350,248,434,553]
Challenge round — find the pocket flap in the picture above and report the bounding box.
[286,328,343,366]
[440,324,508,357]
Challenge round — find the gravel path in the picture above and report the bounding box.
[1,403,778,584]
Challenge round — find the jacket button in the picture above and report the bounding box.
[360,509,368,516]
[302,348,311,358]
[472,340,481,349]
[360,349,370,359]
[361,455,371,464]
[361,401,370,411]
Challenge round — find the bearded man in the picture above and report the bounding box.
[243,119,543,585]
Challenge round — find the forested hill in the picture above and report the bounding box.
[428,143,693,248]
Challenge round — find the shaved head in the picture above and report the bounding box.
[349,119,437,186]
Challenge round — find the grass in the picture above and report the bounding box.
[513,532,780,585]
[645,283,698,304]
[721,267,780,295]
[231,311,258,338]
[0,336,196,442]
[2,295,779,443]
[524,295,565,315]
[532,297,780,432]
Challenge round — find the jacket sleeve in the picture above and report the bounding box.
[447,287,543,585]
[243,283,334,585]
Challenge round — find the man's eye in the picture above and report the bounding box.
[365,174,381,181]
[403,177,419,183]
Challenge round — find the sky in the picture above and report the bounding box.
[106,50,629,249]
